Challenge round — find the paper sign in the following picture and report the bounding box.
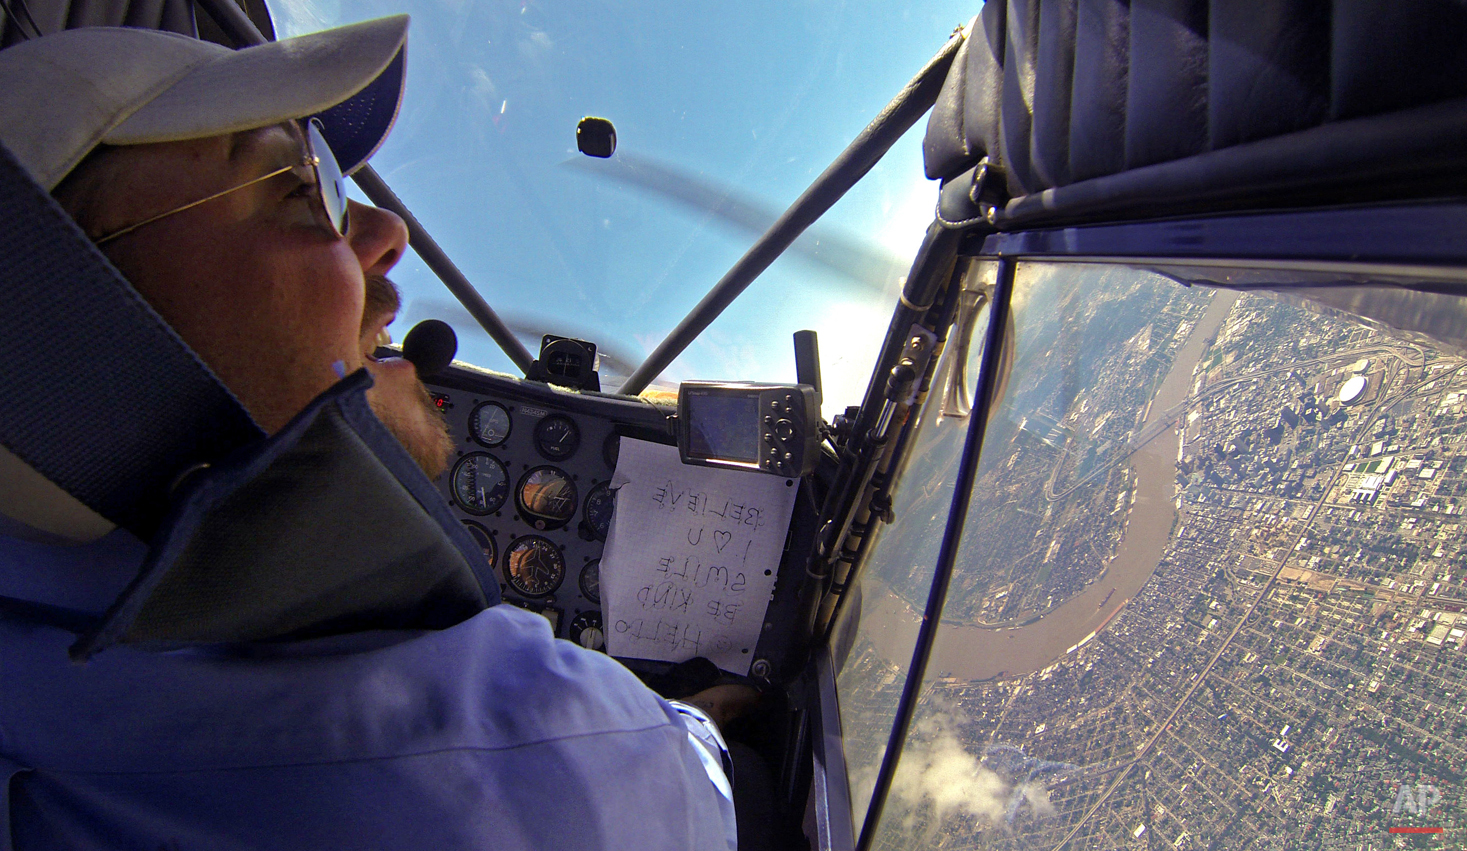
[600,438,797,674]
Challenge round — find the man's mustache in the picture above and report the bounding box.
[361,274,401,336]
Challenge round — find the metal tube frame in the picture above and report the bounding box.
[812,256,973,650]
[617,31,967,395]
[793,222,964,658]
[852,257,1014,851]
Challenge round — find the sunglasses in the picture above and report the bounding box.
[93,118,349,246]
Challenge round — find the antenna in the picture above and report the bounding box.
[793,330,822,405]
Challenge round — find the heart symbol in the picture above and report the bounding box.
[713,531,732,552]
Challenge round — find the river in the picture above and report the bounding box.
[860,289,1240,681]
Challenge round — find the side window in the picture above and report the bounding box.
[852,260,1466,847]
[834,261,997,827]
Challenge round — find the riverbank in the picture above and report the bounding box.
[859,290,1239,681]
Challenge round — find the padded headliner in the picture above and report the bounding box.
[925,0,1467,229]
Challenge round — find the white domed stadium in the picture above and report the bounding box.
[1340,375,1367,405]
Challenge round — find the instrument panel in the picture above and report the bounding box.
[423,364,674,651]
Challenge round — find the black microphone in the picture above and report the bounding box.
[401,319,457,378]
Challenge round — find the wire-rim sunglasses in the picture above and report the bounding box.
[93,118,349,246]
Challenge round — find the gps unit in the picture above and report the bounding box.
[677,382,819,477]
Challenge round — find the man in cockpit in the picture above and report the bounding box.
[0,16,745,850]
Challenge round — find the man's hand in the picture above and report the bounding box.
[681,684,761,731]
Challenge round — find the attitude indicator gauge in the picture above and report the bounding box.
[504,535,566,597]
[450,453,509,515]
[517,466,578,529]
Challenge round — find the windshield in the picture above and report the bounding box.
[271,0,973,411]
[845,260,1467,846]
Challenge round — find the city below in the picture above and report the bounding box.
[840,263,1466,849]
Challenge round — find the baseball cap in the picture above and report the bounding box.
[0,14,408,191]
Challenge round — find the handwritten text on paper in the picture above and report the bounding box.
[600,439,797,674]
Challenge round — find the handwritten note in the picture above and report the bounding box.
[600,438,797,675]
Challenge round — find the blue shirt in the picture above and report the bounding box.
[0,529,736,850]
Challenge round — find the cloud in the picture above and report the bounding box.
[469,67,499,102]
[890,723,1010,827]
[1019,780,1056,818]
[851,704,1067,838]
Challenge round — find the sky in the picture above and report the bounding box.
[272,0,977,415]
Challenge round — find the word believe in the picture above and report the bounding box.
[650,482,769,530]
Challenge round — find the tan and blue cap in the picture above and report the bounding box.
[0,14,407,191]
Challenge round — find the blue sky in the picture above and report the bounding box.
[274,0,976,413]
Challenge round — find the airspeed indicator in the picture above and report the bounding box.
[451,453,509,515]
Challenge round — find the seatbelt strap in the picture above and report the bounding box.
[0,142,263,537]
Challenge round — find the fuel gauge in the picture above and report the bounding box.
[534,414,580,460]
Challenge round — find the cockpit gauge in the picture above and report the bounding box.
[469,401,512,447]
[461,520,497,567]
[579,558,601,604]
[568,611,605,651]
[534,414,580,460]
[504,535,566,597]
[581,483,614,541]
[506,599,563,633]
[451,453,509,515]
[517,466,578,529]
